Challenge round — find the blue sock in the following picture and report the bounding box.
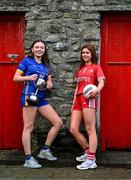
[41,144,50,150]
[25,154,32,160]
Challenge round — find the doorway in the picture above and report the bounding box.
[100,13,131,151]
[0,14,25,149]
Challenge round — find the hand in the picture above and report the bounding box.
[88,90,99,99]
[46,80,53,89]
[27,74,38,81]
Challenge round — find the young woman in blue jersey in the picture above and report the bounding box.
[13,40,63,169]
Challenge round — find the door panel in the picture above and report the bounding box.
[100,14,131,150]
[0,14,25,149]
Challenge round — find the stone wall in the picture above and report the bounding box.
[0,0,131,151]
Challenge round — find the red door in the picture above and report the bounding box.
[100,14,131,151]
[0,14,25,149]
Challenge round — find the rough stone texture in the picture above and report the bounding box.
[0,0,131,151]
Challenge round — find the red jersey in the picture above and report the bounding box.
[75,64,105,94]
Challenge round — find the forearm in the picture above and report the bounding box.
[13,71,38,83]
[72,85,78,103]
[46,75,53,89]
[13,75,29,82]
[97,79,105,93]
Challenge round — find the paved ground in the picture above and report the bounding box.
[0,150,131,168]
[0,165,131,179]
[0,149,131,179]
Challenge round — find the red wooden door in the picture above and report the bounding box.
[100,14,131,151]
[0,14,25,149]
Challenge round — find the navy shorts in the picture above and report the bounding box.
[21,94,49,107]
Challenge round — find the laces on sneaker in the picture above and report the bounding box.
[76,153,88,162]
[23,157,42,169]
[37,149,57,161]
[76,159,97,170]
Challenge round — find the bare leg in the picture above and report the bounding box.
[70,110,89,149]
[82,108,97,153]
[22,106,37,155]
[38,104,63,146]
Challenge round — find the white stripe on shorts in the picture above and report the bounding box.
[89,98,96,108]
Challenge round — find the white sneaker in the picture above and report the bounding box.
[23,157,42,169]
[76,159,97,170]
[38,149,57,161]
[76,153,88,162]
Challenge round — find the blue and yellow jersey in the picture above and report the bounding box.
[17,57,51,98]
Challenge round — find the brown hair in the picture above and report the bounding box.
[28,39,50,66]
[79,44,97,68]
[75,44,98,77]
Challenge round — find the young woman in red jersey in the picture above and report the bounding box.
[70,44,105,170]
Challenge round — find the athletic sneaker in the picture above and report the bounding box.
[37,149,57,161]
[76,159,97,170]
[23,157,42,169]
[76,153,88,162]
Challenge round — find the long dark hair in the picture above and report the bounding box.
[28,39,50,66]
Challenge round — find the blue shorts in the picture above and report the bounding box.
[20,94,49,107]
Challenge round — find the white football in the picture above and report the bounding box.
[83,84,97,98]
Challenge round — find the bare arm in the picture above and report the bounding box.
[71,84,78,111]
[13,70,38,82]
[97,78,105,93]
[89,78,105,99]
[46,75,53,89]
